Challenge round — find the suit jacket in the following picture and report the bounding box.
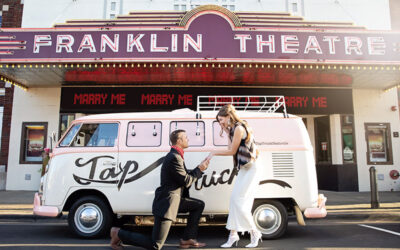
[152,148,203,221]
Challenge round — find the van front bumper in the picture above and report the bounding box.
[33,193,59,217]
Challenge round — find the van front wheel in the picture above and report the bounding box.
[252,200,288,239]
[68,196,113,238]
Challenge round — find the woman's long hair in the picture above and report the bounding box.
[216,104,253,143]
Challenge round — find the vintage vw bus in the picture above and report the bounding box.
[33,96,326,239]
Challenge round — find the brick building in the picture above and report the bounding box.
[0,0,23,190]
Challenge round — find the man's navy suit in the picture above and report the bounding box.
[118,148,205,249]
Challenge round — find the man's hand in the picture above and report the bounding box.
[199,158,210,172]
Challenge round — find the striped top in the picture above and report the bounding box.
[229,122,258,169]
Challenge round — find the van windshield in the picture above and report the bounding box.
[59,124,81,147]
[71,123,119,147]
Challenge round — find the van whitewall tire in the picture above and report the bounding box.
[68,196,113,238]
[252,200,288,239]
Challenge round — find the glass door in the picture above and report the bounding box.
[314,116,331,163]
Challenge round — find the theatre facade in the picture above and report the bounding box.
[0,5,399,191]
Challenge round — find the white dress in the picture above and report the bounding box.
[225,132,260,232]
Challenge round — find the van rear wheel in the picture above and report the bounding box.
[252,200,288,239]
[68,196,112,238]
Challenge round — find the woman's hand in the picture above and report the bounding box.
[206,152,214,161]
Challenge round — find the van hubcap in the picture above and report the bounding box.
[253,204,281,235]
[74,203,103,234]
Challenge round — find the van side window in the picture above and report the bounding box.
[213,121,228,146]
[71,123,119,147]
[170,121,205,147]
[59,123,81,147]
[127,122,162,147]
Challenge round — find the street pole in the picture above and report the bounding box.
[369,166,380,209]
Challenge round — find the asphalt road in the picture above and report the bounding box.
[0,219,399,249]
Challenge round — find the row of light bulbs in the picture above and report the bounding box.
[384,84,400,93]
[0,76,27,91]
[0,63,400,71]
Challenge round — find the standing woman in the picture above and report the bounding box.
[207,104,262,248]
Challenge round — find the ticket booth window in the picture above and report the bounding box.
[365,123,393,165]
[341,115,356,163]
[20,122,48,164]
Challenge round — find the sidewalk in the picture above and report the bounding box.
[0,190,399,222]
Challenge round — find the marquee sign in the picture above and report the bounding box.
[1,13,399,64]
[60,87,353,115]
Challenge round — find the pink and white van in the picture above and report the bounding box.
[33,96,326,239]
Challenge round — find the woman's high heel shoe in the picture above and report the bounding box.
[245,230,262,248]
[220,232,240,248]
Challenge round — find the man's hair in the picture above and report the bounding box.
[170,129,186,145]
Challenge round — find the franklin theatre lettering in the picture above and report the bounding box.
[32,32,386,57]
[235,34,385,56]
[34,33,203,54]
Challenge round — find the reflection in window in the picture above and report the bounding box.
[341,115,356,163]
[20,122,47,163]
[170,121,205,146]
[72,123,118,147]
[365,123,392,164]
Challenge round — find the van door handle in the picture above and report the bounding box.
[103,161,117,166]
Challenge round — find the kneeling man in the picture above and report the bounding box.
[110,129,209,249]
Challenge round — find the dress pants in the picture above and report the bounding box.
[118,197,205,250]
[119,216,172,250]
[226,162,260,232]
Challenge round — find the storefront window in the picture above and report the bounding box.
[20,122,48,164]
[341,115,356,163]
[59,114,75,139]
[365,123,393,165]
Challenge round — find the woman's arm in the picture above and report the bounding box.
[208,125,244,158]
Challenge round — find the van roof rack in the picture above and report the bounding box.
[197,95,288,118]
